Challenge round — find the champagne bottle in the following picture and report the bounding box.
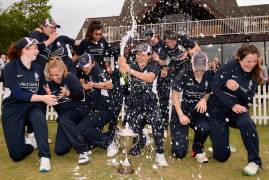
[120,72,128,86]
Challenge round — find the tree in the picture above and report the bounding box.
[0,0,51,53]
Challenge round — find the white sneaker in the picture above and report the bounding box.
[107,139,119,157]
[143,128,152,146]
[155,153,168,167]
[39,157,51,172]
[78,152,90,164]
[243,162,259,176]
[25,133,37,149]
[195,153,209,163]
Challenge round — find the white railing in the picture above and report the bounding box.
[99,15,269,42]
[251,85,269,125]
[0,83,268,124]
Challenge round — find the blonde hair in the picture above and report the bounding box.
[44,56,68,81]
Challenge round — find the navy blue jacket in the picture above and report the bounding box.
[47,73,84,114]
[77,64,115,113]
[50,35,76,73]
[208,59,257,111]
[3,60,46,103]
[172,69,213,114]
[127,60,160,106]
[2,60,46,122]
[76,38,111,68]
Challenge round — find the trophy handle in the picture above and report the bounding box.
[131,133,140,149]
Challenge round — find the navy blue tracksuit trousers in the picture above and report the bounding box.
[170,109,210,159]
[78,109,115,150]
[54,108,89,155]
[209,111,261,165]
[2,105,50,161]
[126,104,164,155]
[157,77,170,130]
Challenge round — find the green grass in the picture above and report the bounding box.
[0,122,269,180]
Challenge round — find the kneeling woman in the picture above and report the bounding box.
[2,37,58,172]
[171,52,213,163]
[207,44,262,176]
[44,57,90,164]
[76,53,119,157]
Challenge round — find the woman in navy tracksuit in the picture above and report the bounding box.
[76,53,119,157]
[157,30,198,133]
[2,37,58,172]
[30,18,79,73]
[207,44,262,176]
[44,56,90,164]
[118,43,168,167]
[74,20,112,70]
[171,52,213,163]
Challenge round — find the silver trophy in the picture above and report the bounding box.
[116,123,139,174]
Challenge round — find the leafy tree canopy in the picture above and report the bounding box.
[0,0,51,53]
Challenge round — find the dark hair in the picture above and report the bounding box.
[236,44,262,84]
[85,20,103,42]
[7,43,22,60]
[163,29,177,40]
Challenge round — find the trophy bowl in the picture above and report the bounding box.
[116,123,139,174]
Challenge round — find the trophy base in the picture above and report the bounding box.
[117,164,134,174]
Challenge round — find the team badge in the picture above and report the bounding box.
[205,80,208,88]
[34,72,39,81]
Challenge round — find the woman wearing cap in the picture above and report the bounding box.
[74,20,112,70]
[118,43,168,167]
[29,18,58,69]
[207,44,262,176]
[171,52,213,163]
[2,37,58,172]
[30,18,80,73]
[43,56,91,164]
[76,53,119,158]
[157,30,199,137]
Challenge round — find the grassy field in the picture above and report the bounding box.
[0,122,268,180]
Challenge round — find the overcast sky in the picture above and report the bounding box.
[1,0,269,38]
[236,0,269,7]
[1,0,125,38]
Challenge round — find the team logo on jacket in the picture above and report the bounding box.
[248,80,253,89]
[34,72,39,81]
[205,81,208,88]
